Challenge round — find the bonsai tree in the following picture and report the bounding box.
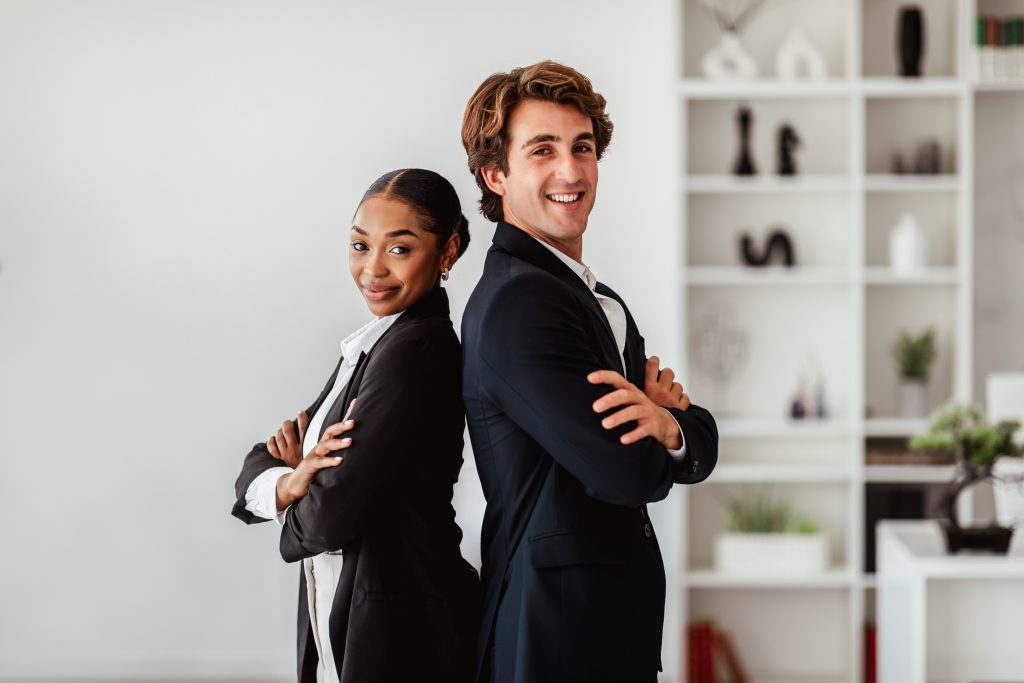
[910,403,1022,529]
[891,328,936,382]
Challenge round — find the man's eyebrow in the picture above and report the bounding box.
[521,134,558,149]
[520,132,596,149]
[350,225,421,239]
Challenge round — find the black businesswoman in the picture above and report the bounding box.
[231,169,480,683]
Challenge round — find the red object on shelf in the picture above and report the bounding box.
[864,623,877,683]
[687,621,716,683]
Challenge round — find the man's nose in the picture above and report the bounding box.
[554,148,583,184]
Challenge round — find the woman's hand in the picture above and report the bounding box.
[275,400,356,512]
[588,371,683,450]
[642,356,690,411]
[267,411,310,468]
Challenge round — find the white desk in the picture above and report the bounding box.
[878,520,1024,683]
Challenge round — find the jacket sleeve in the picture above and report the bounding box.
[665,402,717,484]
[230,359,342,525]
[476,272,678,507]
[278,326,450,562]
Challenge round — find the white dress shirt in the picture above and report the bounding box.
[533,237,687,458]
[243,311,401,683]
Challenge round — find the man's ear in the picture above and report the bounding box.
[480,165,506,197]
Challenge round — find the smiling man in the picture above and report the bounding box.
[459,61,718,683]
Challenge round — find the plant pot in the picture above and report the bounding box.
[713,532,828,575]
[897,378,928,418]
[940,520,1014,554]
[993,458,1024,527]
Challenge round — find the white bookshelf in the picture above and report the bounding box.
[670,1,1006,681]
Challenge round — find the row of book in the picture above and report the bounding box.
[687,621,878,683]
[976,16,1024,81]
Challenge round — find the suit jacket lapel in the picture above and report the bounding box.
[318,351,368,440]
[491,222,622,373]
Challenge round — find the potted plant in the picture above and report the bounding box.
[713,494,828,575]
[910,403,1023,553]
[891,328,936,418]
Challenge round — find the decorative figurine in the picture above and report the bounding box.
[777,123,801,176]
[733,106,757,176]
[776,27,827,80]
[740,228,796,267]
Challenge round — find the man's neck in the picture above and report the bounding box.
[502,217,583,263]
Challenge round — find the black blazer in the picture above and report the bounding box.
[232,287,480,683]
[461,223,717,683]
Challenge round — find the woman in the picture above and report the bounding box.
[231,168,479,683]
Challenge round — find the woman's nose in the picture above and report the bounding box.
[365,251,388,277]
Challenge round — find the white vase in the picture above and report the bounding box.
[993,459,1024,527]
[898,379,928,418]
[713,532,828,575]
[889,213,927,275]
[701,31,759,80]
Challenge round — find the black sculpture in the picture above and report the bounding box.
[740,228,796,267]
[898,5,925,77]
[733,105,756,176]
[777,124,801,176]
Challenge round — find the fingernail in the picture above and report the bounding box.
[344,420,354,427]
[602,419,611,428]
[335,457,342,462]
[341,438,352,445]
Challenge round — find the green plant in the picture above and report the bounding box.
[891,328,936,381]
[910,403,1023,528]
[726,495,819,534]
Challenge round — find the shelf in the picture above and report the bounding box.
[863,174,960,192]
[686,569,853,589]
[864,463,954,483]
[973,80,1024,93]
[860,77,964,98]
[709,463,853,483]
[686,266,850,286]
[717,418,852,439]
[684,175,850,194]
[863,267,960,285]
[679,78,853,99]
[863,418,930,437]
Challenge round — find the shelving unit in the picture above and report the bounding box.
[670,1,1012,681]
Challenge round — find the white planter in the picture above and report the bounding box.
[713,532,829,575]
[898,379,928,418]
[993,458,1024,527]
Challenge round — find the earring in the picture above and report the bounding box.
[441,267,450,282]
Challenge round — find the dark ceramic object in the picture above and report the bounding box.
[941,520,1014,554]
[733,106,756,176]
[898,6,925,77]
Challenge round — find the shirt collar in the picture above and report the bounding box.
[339,312,401,368]
[530,236,598,292]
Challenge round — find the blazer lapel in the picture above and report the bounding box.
[318,351,368,440]
[491,222,622,372]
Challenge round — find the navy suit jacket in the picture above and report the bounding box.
[461,222,718,683]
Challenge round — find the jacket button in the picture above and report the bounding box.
[691,459,699,473]
[643,523,652,538]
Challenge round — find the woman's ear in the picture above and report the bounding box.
[442,233,461,271]
[480,165,506,196]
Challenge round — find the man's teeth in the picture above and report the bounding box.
[548,193,580,203]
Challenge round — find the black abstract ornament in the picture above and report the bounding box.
[733,105,756,176]
[898,5,925,77]
[740,229,796,267]
[777,124,800,176]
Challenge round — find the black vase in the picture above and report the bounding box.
[898,6,925,77]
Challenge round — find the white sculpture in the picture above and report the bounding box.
[889,213,927,275]
[776,27,827,80]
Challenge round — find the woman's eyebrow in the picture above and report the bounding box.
[350,225,420,239]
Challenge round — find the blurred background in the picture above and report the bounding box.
[1,1,1022,682]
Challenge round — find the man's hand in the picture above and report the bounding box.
[267,411,310,468]
[588,371,683,450]
[275,400,356,511]
[643,356,690,411]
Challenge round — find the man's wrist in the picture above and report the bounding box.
[660,409,683,450]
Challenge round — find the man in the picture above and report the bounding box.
[459,61,718,683]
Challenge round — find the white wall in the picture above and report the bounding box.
[0,1,679,679]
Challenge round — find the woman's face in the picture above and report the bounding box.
[349,195,450,317]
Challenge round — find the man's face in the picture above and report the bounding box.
[485,99,599,258]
